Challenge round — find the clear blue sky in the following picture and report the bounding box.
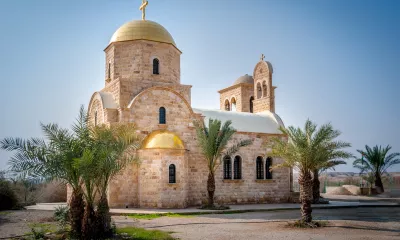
[0,0,399,172]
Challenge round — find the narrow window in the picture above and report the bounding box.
[256,156,264,179]
[233,156,242,179]
[225,99,230,111]
[249,96,254,113]
[153,58,160,75]
[231,98,237,112]
[262,81,267,97]
[169,164,176,183]
[266,157,272,179]
[94,111,98,126]
[159,107,166,124]
[257,83,262,99]
[223,156,232,179]
[108,62,111,79]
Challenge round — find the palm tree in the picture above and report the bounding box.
[312,160,348,204]
[194,119,252,207]
[353,145,400,193]
[90,123,141,237]
[270,120,351,224]
[0,106,90,239]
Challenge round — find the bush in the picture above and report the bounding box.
[54,205,69,229]
[0,178,18,210]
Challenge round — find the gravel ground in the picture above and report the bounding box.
[0,210,55,239]
[115,207,400,240]
[1,207,399,240]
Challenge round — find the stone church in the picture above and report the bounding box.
[79,2,292,208]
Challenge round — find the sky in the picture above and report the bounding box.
[0,0,399,172]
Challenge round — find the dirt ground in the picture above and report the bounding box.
[1,207,399,240]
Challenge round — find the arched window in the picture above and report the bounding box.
[94,111,98,126]
[169,164,176,183]
[224,99,230,111]
[262,81,267,97]
[223,156,232,179]
[266,157,272,179]
[153,58,160,75]
[233,156,242,179]
[159,107,166,124]
[256,82,262,99]
[231,98,237,112]
[256,156,264,179]
[249,96,254,113]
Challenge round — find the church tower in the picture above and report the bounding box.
[103,0,182,109]
[218,54,276,113]
[252,54,276,113]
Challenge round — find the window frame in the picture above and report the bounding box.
[256,156,264,179]
[153,58,160,75]
[233,156,242,179]
[223,156,232,179]
[169,164,176,184]
[159,107,166,124]
[266,157,272,179]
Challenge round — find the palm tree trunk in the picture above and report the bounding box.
[82,202,96,239]
[95,193,112,238]
[299,170,313,223]
[207,172,215,207]
[375,172,384,193]
[69,187,84,239]
[312,169,320,204]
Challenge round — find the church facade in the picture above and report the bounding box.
[79,4,292,208]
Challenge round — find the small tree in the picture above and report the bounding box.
[270,120,351,224]
[353,145,400,193]
[194,119,252,207]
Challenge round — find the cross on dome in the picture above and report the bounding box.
[260,54,265,61]
[139,0,149,20]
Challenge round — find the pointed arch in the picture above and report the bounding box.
[249,96,254,113]
[256,156,264,179]
[233,156,242,179]
[262,81,267,97]
[223,156,232,179]
[256,82,262,99]
[266,157,272,179]
[224,99,230,111]
[231,97,237,112]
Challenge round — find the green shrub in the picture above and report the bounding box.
[54,205,69,229]
[0,178,18,210]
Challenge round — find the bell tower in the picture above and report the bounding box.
[252,54,276,113]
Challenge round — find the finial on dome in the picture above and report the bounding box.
[139,0,149,20]
[260,53,265,61]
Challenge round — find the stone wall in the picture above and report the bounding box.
[219,83,254,112]
[108,164,140,208]
[104,40,181,108]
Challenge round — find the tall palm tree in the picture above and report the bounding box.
[0,121,86,238]
[353,145,400,193]
[194,119,252,207]
[90,123,141,237]
[270,120,351,224]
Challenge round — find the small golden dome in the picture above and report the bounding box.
[110,20,177,48]
[142,130,184,150]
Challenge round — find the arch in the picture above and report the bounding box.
[266,157,272,179]
[249,96,254,113]
[256,156,264,179]
[231,97,237,112]
[127,86,194,114]
[153,58,160,74]
[223,156,232,179]
[169,164,176,183]
[262,81,268,97]
[159,107,166,124]
[224,99,230,111]
[256,82,262,99]
[233,156,242,179]
[253,60,273,79]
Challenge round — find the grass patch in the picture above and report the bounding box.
[127,213,194,220]
[117,227,175,240]
[287,220,329,228]
[0,211,11,216]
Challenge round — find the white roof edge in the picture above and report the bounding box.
[192,108,284,134]
[98,91,119,109]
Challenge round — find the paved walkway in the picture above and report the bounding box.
[26,200,399,215]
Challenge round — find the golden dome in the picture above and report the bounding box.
[110,20,177,48]
[142,130,184,150]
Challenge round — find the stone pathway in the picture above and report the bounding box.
[26,201,399,215]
